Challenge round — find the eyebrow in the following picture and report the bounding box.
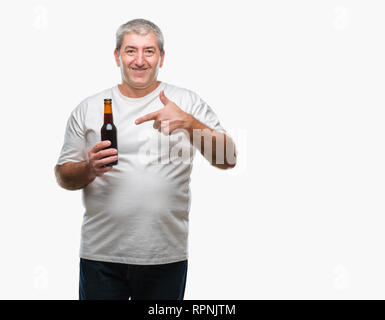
[124,45,156,50]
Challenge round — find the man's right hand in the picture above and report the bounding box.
[87,140,118,179]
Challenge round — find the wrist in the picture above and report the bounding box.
[185,113,194,127]
[86,161,96,181]
[183,113,195,136]
[183,114,207,134]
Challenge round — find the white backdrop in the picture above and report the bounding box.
[0,0,384,299]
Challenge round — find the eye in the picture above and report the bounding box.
[145,50,154,55]
[126,50,135,54]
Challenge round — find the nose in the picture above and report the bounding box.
[134,51,145,67]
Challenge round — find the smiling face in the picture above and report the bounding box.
[114,32,165,93]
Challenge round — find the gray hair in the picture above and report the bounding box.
[116,19,164,54]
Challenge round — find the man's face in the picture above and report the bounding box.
[114,32,164,89]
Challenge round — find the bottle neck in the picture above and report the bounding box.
[104,113,113,124]
[104,104,113,123]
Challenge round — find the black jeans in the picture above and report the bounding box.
[79,258,188,300]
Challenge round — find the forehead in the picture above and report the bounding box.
[121,32,158,48]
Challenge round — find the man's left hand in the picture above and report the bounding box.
[135,90,192,135]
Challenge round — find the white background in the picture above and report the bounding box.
[0,0,384,299]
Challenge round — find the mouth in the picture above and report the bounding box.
[132,68,148,74]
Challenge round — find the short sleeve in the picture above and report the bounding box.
[56,103,87,165]
[190,97,227,134]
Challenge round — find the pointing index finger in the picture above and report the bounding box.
[135,110,159,125]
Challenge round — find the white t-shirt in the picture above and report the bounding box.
[57,81,226,265]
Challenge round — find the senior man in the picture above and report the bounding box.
[55,18,236,300]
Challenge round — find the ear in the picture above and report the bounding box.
[159,50,165,68]
[114,49,121,67]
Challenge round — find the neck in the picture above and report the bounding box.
[118,80,161,98]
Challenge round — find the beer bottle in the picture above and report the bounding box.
[101,98,118,166]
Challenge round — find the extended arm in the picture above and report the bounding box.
[135,90,237,170]
[185,116,237,170]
